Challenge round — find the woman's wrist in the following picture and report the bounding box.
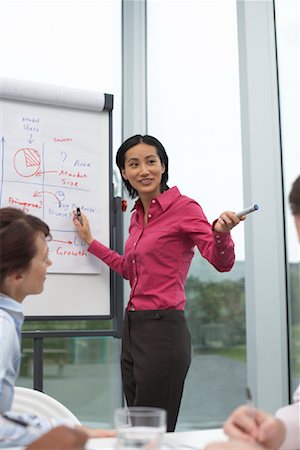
[86,237,94,246]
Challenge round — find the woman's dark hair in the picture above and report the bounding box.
[289,175,300,215]
[0,207,51,285]
[116,134,169,199]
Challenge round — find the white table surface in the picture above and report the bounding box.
[3,428,226,450]
[86,428,227,450]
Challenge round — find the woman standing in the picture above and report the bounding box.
[74,134,243,431]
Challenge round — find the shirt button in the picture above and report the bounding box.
[216,235,220,239]
[148,214,152,218]
[152,200,156,204]
[221,251,225,255]
[217,240,221,244]
[132,260,135,264]
[134,242,136,246]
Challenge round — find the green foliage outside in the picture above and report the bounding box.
[20,319,114,370]
[184,269,300,379]
[185,276,246,350]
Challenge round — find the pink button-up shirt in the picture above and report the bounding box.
[88,186,235,310]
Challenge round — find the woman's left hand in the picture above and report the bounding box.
[213,211,245,233]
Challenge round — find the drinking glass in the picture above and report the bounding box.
[114,406,167,449]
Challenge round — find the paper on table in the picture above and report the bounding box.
[86,437,116,449]
[163,429,226,449]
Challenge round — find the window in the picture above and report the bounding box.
[275,0,300,397]
[147,0,245,429]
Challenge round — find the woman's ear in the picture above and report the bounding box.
[4,271,23,282]
[15,272,24,281]
[122,169,127,180]
[8,271,24,284]
[161,164,165,174]
[1,271,24,300]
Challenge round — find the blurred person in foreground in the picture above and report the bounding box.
[205,175,300,450]
[17,426,87,450]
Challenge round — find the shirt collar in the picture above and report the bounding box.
[0,293,24,334]
[133,186,181,212]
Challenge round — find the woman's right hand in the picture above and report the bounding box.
[73,211,94,246]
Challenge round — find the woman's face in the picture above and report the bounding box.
[121,143,165,200]
[18,232,52,300]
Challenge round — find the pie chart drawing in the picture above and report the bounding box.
[14,148,41,177]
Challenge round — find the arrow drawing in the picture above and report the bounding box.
[33,190,61,206]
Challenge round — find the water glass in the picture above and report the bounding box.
[114,406,167,449]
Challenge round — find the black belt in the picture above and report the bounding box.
[125,309,185,323]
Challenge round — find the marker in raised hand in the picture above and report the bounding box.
[245,387,256,421]
[236,204,259,218]
[76,207,83,225]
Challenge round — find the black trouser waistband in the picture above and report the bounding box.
[125,309,186,323]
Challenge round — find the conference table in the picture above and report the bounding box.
[4,428,226,450]
[86,428,227,449]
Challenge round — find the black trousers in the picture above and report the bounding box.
[121,310,191,432]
